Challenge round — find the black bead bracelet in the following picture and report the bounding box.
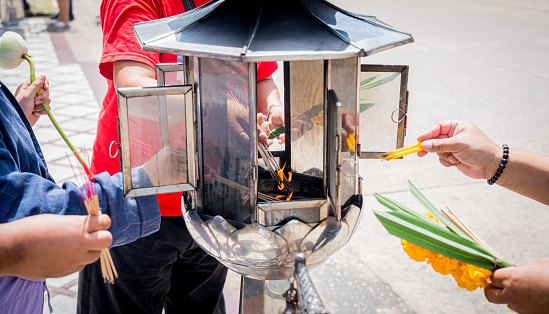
[487,144,509,185]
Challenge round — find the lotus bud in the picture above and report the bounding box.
[0,31,28,70]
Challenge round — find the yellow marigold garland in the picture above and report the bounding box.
[400,213,492,291]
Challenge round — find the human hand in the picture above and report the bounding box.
[484,258,549,313]
[257,113,274,145]
[1,214,112,279]
[416,120,501,180]
[226,99,251,147]
[142,147,187,186]
[341,107,356,140]
[14,75,51,127]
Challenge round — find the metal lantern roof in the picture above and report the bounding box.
[133,0,413,62]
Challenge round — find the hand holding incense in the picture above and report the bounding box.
[380,142,424,161]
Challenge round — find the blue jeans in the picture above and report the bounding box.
[77,216,227,314]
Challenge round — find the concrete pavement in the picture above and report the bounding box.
[1,0,548,312]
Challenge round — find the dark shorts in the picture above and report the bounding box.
[77,216,227,314]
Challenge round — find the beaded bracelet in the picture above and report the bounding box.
[487,144,509,185]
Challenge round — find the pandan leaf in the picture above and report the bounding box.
[360,74,378,87]
[408,181,471,240]
[373,193,441,226]
[359,100,375,112]
[360,73,399,92]
[268,125,285,139]
[374,210,496,269]
[372,184,515,269]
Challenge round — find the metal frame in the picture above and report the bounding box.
[358,64,409,159]
[117,85,197,197]
[249,62,258,223]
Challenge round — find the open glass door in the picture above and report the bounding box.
[117,84,197,197]
[358,65,409,159]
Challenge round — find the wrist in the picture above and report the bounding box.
[487,144,509,185]
[266,102,283,120]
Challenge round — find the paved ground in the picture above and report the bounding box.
[1,0,548,313]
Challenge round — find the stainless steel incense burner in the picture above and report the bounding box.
[114,0,413,311]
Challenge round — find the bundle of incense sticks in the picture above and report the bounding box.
[81,182,118,284]
[214,175,279,202]
[68,151,118,284]
[441,206,502,259]
[258,142,292,192]
[346,133,356,156]
[380,142,424,161]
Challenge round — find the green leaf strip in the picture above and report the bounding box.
[374,210,503,269]
[360,73,399,92]
[360,74,378,87]
[408,181,472,240]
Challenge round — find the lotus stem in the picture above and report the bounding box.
[22,54,94,179]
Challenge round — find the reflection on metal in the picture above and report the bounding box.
[272,220,312,264]
[342,204,361,245]
[300,216,348,264]
[205,215,237,260]
[228,223,289,267]
[183,208,220,258]
[183,202,360,280]
[339,159,358,178]
[133,0,413,62]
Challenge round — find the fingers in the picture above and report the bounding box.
[421,137,462,154]
[484,286,507,304]
[27,76,47,96]
[87,230,113,251]
[87,214,112,232]
[81,250,103,265]
[490,267,513,288]
[484,267,515,304]
[417,120,459,142]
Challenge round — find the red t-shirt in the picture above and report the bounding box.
[93,0,278,216]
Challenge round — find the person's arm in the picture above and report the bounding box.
[417,120,549,205]
[0,214,112,279]
[484,258,549,313]
[0,139,160,247]
[257,76,283,129]
[113,60,156,88]
[14,75,50,127]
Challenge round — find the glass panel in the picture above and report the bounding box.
[359,65,407,155]
[126,94,189,188]
[328,58,359,208]
[199,58,252,223]
[289,60,324,178]
[156,62,188,87]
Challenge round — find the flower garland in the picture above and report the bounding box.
[401,213,492,291]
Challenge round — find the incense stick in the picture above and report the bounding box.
[213,175,279,202]
[380,142,423,161]
[258,142,292,192]
[441,206,502,259]
[83,190,118,284]
[68,150,118,284]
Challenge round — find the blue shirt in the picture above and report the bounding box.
[0,81,161,313]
